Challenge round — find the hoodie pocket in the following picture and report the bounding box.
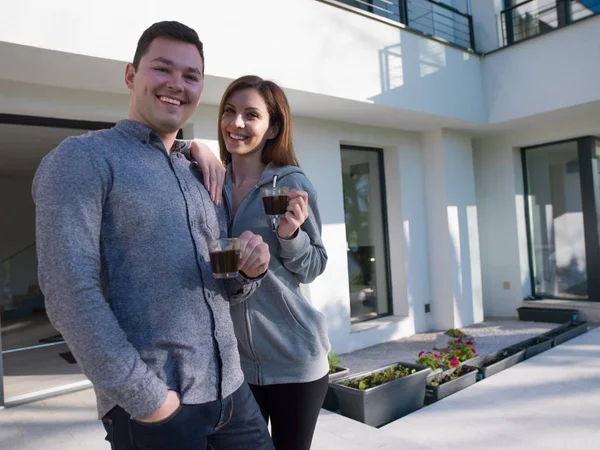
[275,293,325,345]
[245,292,330,367]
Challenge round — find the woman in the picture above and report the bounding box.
[191,75,330,450]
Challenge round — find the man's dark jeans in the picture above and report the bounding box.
[101,382,274,450]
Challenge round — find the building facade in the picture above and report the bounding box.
[1,0,599,407]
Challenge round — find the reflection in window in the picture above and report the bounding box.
[341,146,391,322]
[525,141,587,299]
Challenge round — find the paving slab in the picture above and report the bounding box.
[2,320,596,450]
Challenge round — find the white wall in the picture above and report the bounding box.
[0,0,485,124]
[483,14,600,123]
[443,130,483,326]
[388,137,432,332]
[473,141,524,317]
[0,80,129,124]
[422,129,483,329]
[422,130,455,329]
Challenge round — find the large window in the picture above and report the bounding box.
[502,0,600,46]
[525,141,587,298]
[341,146,392,322]
[523,137,600,301]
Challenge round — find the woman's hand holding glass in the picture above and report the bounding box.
[277,189,308,240]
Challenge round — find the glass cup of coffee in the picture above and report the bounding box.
[260,186,290,219]
[208,238,241,279]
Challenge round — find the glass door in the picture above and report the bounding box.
[524,141,587,298]
[523,137,600,301]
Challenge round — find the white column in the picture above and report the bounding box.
[387,138,432,332]
[473,139,529,318]
[422,129,484,330]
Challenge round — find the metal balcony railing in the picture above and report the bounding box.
[406,0,474,50]
[329,0,475,50]
[501,0,600,46]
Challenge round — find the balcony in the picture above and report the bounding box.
[501,0,600,46]
[320,0,476,51]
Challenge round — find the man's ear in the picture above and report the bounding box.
[267,124,280,140]
[124,63,136,90]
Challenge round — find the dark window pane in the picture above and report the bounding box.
[341,147,390,322]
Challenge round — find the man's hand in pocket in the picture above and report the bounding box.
[138,390,181,423]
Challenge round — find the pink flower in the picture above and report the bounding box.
[450,359,459,367]
[434,354,439,359]
[457,338,463,343]
[418,351,424,357]
[466,341,474,346]
[472,349,477,354]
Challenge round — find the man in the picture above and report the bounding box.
[33,21,274,449]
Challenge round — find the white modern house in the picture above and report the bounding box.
[1,0,599,407]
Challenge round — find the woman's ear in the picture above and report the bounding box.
[267,124,280,140]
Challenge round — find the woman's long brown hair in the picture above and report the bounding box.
[218,75,299,167]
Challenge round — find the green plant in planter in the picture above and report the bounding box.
[415,351,450,371]
[328,352,342,374]
[442,338,477,362]
[342,365,416,390]
[545,321,586,338]
[428,365,474,387]
[511,337,549,350]
[444,328,466,338]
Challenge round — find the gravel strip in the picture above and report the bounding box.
[337,319,560,375]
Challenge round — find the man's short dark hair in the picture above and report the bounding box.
[133,21,204,74]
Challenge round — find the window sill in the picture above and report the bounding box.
[523,299,600,309]
[351,315,410,334]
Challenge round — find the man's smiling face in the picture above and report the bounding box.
[125,37,204,138]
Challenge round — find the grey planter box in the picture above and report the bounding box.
[322,366,350,412]
[517,307,578,323]
[467,348,525,380]
[543,321,588,346]
[426,367,445,383]
[425,366,477,404]
[507,336,552,360]
[330,362,430,428]
[456,355,480,368]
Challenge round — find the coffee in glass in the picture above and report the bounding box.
[208,238,241,278]
[260,186,290,218]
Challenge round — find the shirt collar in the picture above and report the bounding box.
[115,119,154,144]
[115,119,187,152]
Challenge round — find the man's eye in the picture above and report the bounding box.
[185,75,199,82]
[154,67,169,73]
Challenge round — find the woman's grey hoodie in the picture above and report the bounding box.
[225,163,331,385]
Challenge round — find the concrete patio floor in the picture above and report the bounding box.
[1,319,598,449]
